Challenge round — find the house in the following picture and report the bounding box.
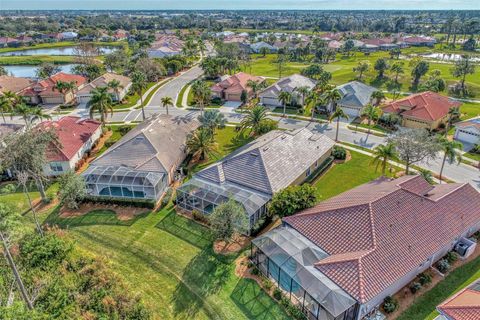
[403,36,436,47]
[382,91,461,130]
[0,76,33,95]
[436,279,480,320]
[252,175,480,320]
[327,40,343,51]
[20,72,87,105]
[39,116,102,176]
[60,32,78,40]
[250,41,278,54]
[0,37,19,48]
[176,128,335,228]
[334,81,377,117]
[83,114,199,201]
[454,117,480,145]
[113,30,129,41]
[211,72,265,102]
[76,73,132,104]
[259,74,316,107]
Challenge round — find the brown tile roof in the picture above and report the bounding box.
[77,72,131,95]
[211,72,264,95]
[283,176,480,303]
[382,91,461,122]
[0,76,33,94]
[438,287,480,320]
[22,72,87,97]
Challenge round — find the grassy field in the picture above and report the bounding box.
[0,55,75,65]
[0,182,58,212]
[459,102,480,120]
[0,41,125,53]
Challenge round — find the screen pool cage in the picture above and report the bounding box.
[176,178,270,227]
[251,226,358,320]
[82,165,167,201]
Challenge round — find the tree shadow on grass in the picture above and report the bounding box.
[230,278,290,320]
[44,206,149,229]
[224,131,254,154]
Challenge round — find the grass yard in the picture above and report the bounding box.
[41,204,290,320]
[44,208,149,228]
[312,150,397,201]
[113,82,156,109]
[0,181,58,212]
[241,54,310,78]
[397,254,480,320]
[459,102,480,120]
[0,55,75,65]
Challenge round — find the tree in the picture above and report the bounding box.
[35,63,61,79]
[13,103,51,127]
[420,69,446,93]
[241,105,269,136]
[390,61,404,83]
[72,63,104,82]
[246,79,266,98]
[445,107,461,136]
[462,37,476,51]
[259,46,269,57]
[360,104,382,133]
[322,88,342,114]
[104,50,129,72]
[374,58,389,78]
[411,60,430,87]
[0,66,8,76]
[371,143,397,176]
[329,108,349,142]
[301,64,331,85]
[295,86,310,108]
[353,61,370,81]
[0,203,33,310]
[278,90,292,117]
[437,136,463,182]
[342,39,355,57]
[0,94,13,123]
[387,129,440,174]
[107,79,124,101]
[58,171,86,210]
[186,128,218,161]
[305,91,321,121]
[275,53,286,78]
[209,199,248,241]
[87,86,113,124]
[451,55,476,96]
[269,184,317,218]
[191,80,212,115]
[131,71,148,120]
[389,48,401,60]
[160,96,173,115]
[240,90,248,105]
[418,168,434,184]
[198,109,226,135]
[371,91,385,106]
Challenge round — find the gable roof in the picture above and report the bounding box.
[21,72,87,97]
[437,279,480,320]
[196,128,335,195]
[336,81,377,108]
[39,116,101,162]
[383,91,461,122]
[77,72,131,95]
[0,76,33,94]
[211,72,264,95]
[284,175,480,304]
[259,74,316,98]
[92,114,199,173]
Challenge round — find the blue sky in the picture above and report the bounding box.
[0,0,478,10]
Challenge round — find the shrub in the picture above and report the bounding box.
[257,119,278,135]
[161,188,173,208]
[262,278,273,291]
[250,267,260,276]
[383,296,398,314]
[418,273,432,286]
[332,146,347,160]
[409,282,422,294]
[82,195,156,209]
[436,259,450,273]
[211,97,222,105]
[269,184,317,217]
[118,126,133,136]
[445,251,458,264]
[0,183,16,195]
[273,288,283,300]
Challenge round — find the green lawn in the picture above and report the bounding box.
[459,102,480,120]
[312,150,396,201]
[44,208,149,228]
[113,82,156,109]
[241,54,311,78]
[397,255,480,320]
[463,152,480,162]
[0,182,58,213]
[0,55,75,65]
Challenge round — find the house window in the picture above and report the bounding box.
[49,163,63,172]
[306,168,311,177]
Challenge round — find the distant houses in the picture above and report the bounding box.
[147,35,184,58]
[250,41,278,54]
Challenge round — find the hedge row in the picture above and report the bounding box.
[82,195,156,209]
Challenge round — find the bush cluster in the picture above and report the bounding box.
[436,259,450,274]
[383,296,398,314]
[82,195,156,209]
[409,282,422,294]
[418,273,432,286]
[332,146,347,160]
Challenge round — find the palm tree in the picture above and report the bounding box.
[87,86,113,124]
[371,143,397,176]
[295,86,311,109]
[108,79,124,102]
[360,104,382,133]
[191,80,212,115]
[13,103,50,127]
[246,79,266,99]
[418,168,434,184]
[161,96,173,115]
[278,91,292,117]
[53,80,77,103]
[371,91,385,106]
[0,95,12,123]
[322,88,342,115]
[305,91,320,121]
[445,107,461,136]
[198,109,226,135]
[186,128,218,161]
[390,62,404,83]
[241,105,268,136]
[131,71,148,120]
[329,108,349,142]
[437,136,463,182]
[29,106,52,124]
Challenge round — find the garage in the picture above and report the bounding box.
[77,95,92,104]
[41,96,64,104]
[339,105,361,117]
[261,96,281,107]
[455,128,480,144]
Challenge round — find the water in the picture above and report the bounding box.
[3,64,78,78]
[421,53,480,62]
[0,46,117,56]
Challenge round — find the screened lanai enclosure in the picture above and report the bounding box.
[82,165,167,201]
[176,178,270,228]
[251,226,359,320]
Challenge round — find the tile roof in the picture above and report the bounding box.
[21,72,87,97]
[284,175,480,303]
[77,72,131,95]
[455,117,480,132]
[336,81,377,109]
[259,74,316,98]
[196,128,335,195]
[382,91,461,122]
[437,281,480,320]
[211,72,264,95]
[92,114,199,174]
[39,116,101,162]
[0,76,33,94]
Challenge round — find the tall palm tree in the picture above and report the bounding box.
[437,136,463,182]
[13,103,50,127]
[191,80,211,115]
[186,128,218,161]
[0,95,12,123]
[108,79,124,102]
[371,143,397,176]
[390,62,404,83]
[329,108,349,142]
[278,90,292,117]
[87,86,113,124]
[445,107,461,136]
[246,79,266,99]
[198,109,226,135]
[360,104,382,133]
[305,91,320,121]
[241,105,268,136]
[322,88,342,115]
[295,86,311,109]
[371,91,386,106]
[131,71,148,121]
[29,106,52,124]
[161,96,173,115]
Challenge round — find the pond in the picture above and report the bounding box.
[2,64,78,78]
[0,46,117,56]
[421,53,480,62]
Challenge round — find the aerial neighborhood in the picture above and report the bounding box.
[0,7,479,320]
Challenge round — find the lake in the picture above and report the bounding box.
[3,64,78,78]
[0,46,117,56]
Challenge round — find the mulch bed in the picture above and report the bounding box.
[213,234,251,255]
[60,202,148,221]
